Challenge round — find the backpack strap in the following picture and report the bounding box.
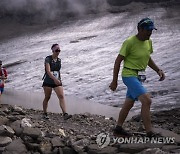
[42,56,53,80]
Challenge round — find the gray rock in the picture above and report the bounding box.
[0,111,6,116]
[97,146,118,154]
[87,144,101,153]
[23,127,42,139]
[72,138,90,152]
[119,143,150,153]
[39,141,52,154]
[58,147,63,154]
[51,137,65,148]
[0,125,15,137]
[52,147,59,154]
[25,142,40,151]
[170,149,180,153]
[131,115,141,122]
[13,106,26,115]
[153,127,180,144]
[0,147,5,153]
[162,145,180,151]
[62,147,77,154]
[4,138,27,153]
[139,148,168,154]
[0,116,9,125]
[0,105,11,114]
[7,115,21,121]
[10,120,23,136]
[0,137,12,147]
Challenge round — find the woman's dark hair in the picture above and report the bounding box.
[51,44,59,50]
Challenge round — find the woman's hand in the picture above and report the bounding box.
[54,79,61,86]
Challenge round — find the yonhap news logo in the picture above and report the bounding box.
[96,133,111,148]
[96,132,175,148]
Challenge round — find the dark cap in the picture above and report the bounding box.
[0,60,2,65]
[138,18,157,30]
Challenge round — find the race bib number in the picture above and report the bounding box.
[0,79,3,85]
[138,71,146,82]
[52,71,59,79]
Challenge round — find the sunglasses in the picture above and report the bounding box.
[54,49,61,52]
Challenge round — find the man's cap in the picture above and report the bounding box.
[138,18,157,30]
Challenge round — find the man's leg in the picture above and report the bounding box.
[117,98,135,126]
[138,93,152,133]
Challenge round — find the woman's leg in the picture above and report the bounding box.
[43,86,52,113]
[0,88,4,101]
[54,86,66,114]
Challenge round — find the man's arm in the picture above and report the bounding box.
[109,54,124,91]
[148,57,165,81]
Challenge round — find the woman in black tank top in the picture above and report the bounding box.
[42,44,72,120]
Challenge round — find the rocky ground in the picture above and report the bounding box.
[0,104,180,154]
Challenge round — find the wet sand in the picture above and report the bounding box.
[1,89,135,121]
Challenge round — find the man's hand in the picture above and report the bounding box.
[157,70,165,81]
[109,81,118,91]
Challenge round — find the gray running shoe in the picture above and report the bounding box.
[113,125,132,137]
[43,113,49,120]
[63,113,72,120]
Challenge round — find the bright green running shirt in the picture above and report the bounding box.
[119,35,153,77]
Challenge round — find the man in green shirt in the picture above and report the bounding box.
[109,18,165,137]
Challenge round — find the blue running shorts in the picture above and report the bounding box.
[0,87,4,94]
[122,77,147,101]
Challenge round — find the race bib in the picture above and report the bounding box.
[52,71,59,79]
[138,71,146,82]
[0,79,3,85]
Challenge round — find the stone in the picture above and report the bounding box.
[139,148,168,154]
[39,141,52,154]
[51,137,65,148]
[0,105,11,114]
[25,142,40,151]
[0,111,6,116]
[97,146,118,154]
[87,144,101,153]
[23,127,42,139]
[10,120,23,137]
[170,148,180,153]
[7,115,21,121]
[4,138,27,153]
[119,143,162,153]
[0,116,9,125]
[0,125,15,137]
[0,137,12,147]
[62,147,77,154]
[13,106,26,115]
[153,127,180,144]
[162,145,180,151]
[72,138,90,152]
[0,147,5,153]
[58,147,63,154]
